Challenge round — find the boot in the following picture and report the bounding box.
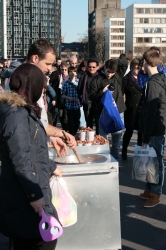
[144,192,160,208]
[121,148,127,160]
[140,190,150,199]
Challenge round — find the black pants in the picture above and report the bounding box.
[12,237,57,250]
[122,126,142,151]
[50,106,59,127]
[67,108,80,136]
[83,104,99,134]
[59,107,68,131]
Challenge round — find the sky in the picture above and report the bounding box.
[61,0,151,43]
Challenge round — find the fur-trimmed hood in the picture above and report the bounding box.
[0,92,27,107]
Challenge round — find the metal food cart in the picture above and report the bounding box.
[49,145,121,250]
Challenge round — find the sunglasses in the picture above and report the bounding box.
[89,66,96,69]
[61,69,67,71]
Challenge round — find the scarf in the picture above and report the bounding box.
[82,71,98,103]
[59,74,69,89]
[130,71,138,85]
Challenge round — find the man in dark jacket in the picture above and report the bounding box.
[89,59,126,160]
[78,58,99,130]
[139,48,166,208]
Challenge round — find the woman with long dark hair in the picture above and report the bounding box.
[122,58,142,160]
[0,63,62,250]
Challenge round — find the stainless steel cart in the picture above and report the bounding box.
[50,145,121,250]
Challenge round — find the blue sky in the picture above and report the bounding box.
[61,0,151,43]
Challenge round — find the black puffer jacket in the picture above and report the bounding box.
[139,73,166,143]
[89,72,126,115]
[0,92,58,239]
[122,72,142,128]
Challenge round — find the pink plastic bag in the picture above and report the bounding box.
[50,176,77,227]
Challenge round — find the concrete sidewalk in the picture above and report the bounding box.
[119,132,166,250]
[0,132,165,250]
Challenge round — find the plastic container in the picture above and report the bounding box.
[86,131,95,141]
[79,131,86,141]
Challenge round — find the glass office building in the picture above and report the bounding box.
[0,0,61,59]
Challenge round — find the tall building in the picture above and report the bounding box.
[152,0,166,3]
[125,4,166,58]
[105,18,125,60]
[88,0,124,61]
[0,0,61,59]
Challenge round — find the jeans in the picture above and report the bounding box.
[146,135,165,197]
[99,113,124,160]
[79,106,86,128]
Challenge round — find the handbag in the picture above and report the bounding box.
[99,89,125,133]
[132,145,159,184]
[50,176,77,227]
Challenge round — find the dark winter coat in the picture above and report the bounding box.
[117,58,128,83]
[139,72,166,143]
[0,92,58,239]
[89,72,126,115]
[78,72,98,106]
[122,72,142,128]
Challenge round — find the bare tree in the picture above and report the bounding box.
[94,28,105,63]
[133,43,148,58]
[126,50,133,60]
[63,48,72,59]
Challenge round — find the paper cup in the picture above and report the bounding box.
[79,131,86,141]
[86,131,95,141]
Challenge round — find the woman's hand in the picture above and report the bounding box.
[50,137,68,156]
[30,197,45,216]
[53,167,63,177]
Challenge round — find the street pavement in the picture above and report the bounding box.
[119,132,166,250]
[0,132,165,250]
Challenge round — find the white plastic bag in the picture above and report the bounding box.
[50,176,77,227]
[132,145,159,184]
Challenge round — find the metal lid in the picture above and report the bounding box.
[54,154,107,165]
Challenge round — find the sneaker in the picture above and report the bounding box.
[144,193,160,208]
[140,190,150,199]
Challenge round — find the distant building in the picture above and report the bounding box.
[0,0,61,59]
[88,0,124,60]
[125,4,166,58]
[152,0,166,3]
[105,18,125,60]
[61,52,79,62]
[61,42,88,62]
[61,42,88,53]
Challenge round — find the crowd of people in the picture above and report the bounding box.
[0,39,166,249]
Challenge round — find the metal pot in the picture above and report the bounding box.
[54,154,107,165]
